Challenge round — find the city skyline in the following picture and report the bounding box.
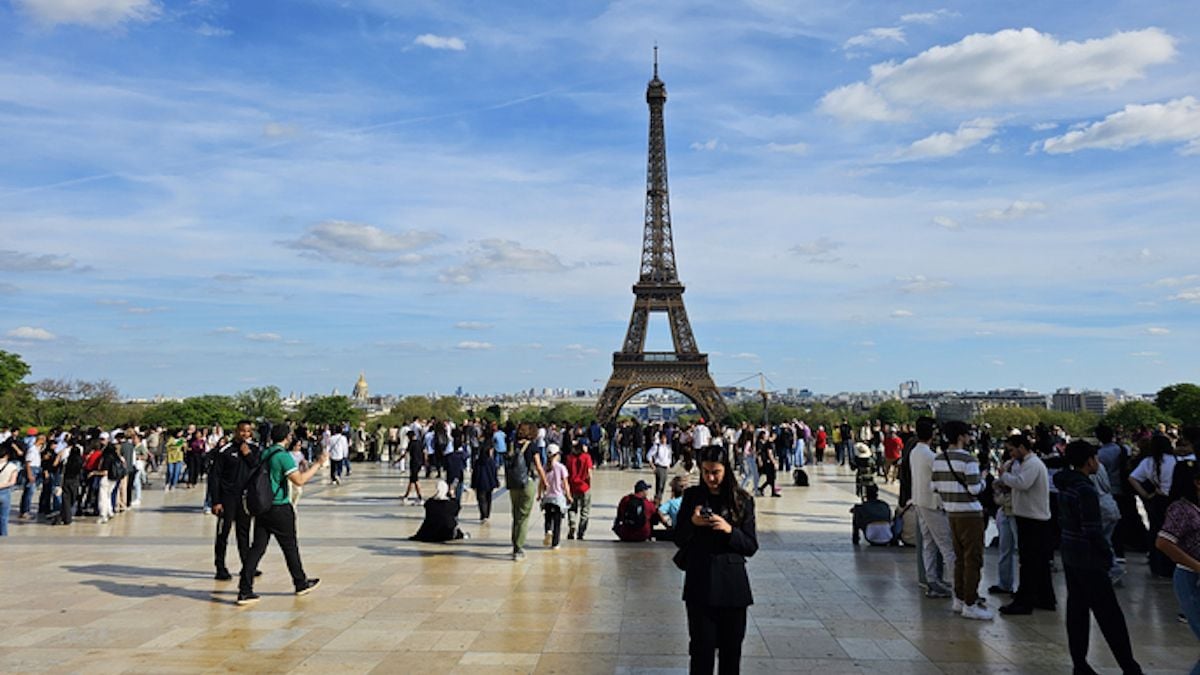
[1,1,1199,398]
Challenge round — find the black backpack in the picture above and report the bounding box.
[504,441,532,490]
[792,468,809,487]
[617,495,645,530]
[106,456,127,481]
[434,427,449,454]
[242,447,284,516]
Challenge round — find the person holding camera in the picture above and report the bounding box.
[237,423,329,606]
[675,445,758,674]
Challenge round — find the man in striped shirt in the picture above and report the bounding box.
[932,421,993,620]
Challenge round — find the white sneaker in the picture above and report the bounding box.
[131,500,141,507]
[98,517,109,524]
[203,507,211,515]
[952,598,964,613]
[962,601,994,621]
[543,532,553,546]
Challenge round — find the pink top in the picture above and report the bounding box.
[544,462,568,499]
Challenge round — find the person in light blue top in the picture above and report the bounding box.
[656,475,688,541]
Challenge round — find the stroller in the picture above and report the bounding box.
[852,442,877,500]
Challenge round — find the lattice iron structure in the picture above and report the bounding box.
[595,54,729,424]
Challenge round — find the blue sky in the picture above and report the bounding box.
[1,0,1198,399]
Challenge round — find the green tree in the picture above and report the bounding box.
[1156,383,1200,426]
[390,396,434,421]
[871,400,915,425]
[0,350,30,396]
[430,396,464,421]
[1102,400,1175,432]
[142,395,241,429]
[301,395,362,426]
[233,386,284,420]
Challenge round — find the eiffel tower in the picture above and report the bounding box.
[595,52,728,424]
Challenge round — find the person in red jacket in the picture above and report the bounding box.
[883,427,904,483]
[564,440,594,540]
[814,426,828,464]
[613,480,668,542]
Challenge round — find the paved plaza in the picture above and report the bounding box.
[0,462,1193,674]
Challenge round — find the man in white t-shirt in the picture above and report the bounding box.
[692,421,711,450]
[327,430,349,485]
[909,416,955,599]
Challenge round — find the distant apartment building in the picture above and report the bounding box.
[1052,388,1114,415]
[931,389,1049,422]
[898,380,920,399]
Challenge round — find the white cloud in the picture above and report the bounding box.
[6,326,56,341]
[844,27,906,50]
[690,138,720,151]
[791,236,843,261]
[212,326,239,334]
[14,0,160,27]
[765,142,809,155]
[285,220,441,267]
[527,343,543,350]
[1038,97,1200,155]
[818,82,905,122]
[891,309,915,318]
[932,215,960,230]
[564,344,599,356]
[978,200,1046,221]
[0,249,79,272]
[1152,274,1200,287]
[896,275,952,293]
[263,122,299,138]
[456,341,493,350]
[1171,288,1200,303]
[1145,327,1170,335]
[454,321,493,331]
[438,239,567,284]
[1131,351,1160,358]
[1031,122,1058,131]
[899,118,998,159]
[900,9,958,24]
[819,28,1176,121]
[245,332,282,342]
[730,352,760,360]
[195,22,230,37]
[413,34,466,51]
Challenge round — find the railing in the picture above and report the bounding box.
[614,352,706,364]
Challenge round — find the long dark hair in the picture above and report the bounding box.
[1169,459,1199,506]
[697,445,752,525]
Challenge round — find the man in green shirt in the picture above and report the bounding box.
[237,423,328,605]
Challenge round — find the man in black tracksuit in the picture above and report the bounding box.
[209,420,260,581]
[1055,441,1143,675]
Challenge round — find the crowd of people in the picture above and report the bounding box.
[2,413,1197,674]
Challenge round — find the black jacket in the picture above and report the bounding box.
[674,485,758,608]
[207,440,260,508]
[1054,468,1111,571]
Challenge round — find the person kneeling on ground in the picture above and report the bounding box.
[613,479,669,542]
[852,484,894,546]
[410,480,469,542]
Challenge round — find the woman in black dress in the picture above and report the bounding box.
[675,445,758,674]
[471,430,500,522]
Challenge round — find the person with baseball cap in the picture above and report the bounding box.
[613,479,668,542]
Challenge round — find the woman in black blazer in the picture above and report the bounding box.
[675,445,758,674]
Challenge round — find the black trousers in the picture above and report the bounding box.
[543,504,563,547]
[239,503,307,594]
[60,480,79,524]
[1014,516,1056,608]
[214,503,252,573]
[686,602,747,675]
[477,490,493,520]
[1146,495,1173,577]
[1113,492,1146,554]
[1064,565,1141,674]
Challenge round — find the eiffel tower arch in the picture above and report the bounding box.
[595,53,729,424]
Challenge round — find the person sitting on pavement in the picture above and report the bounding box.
[614,479,669,542]
[410,480,468,542]
[852,484,895,546]
[655,475,689,542]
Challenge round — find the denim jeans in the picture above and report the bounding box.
[1175,567,1200,675]
[0,486,11,535]
[996,510,1019,591]
[166,461,183,487]
[19,466,41,515]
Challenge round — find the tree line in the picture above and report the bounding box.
[2,349,1198,435]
